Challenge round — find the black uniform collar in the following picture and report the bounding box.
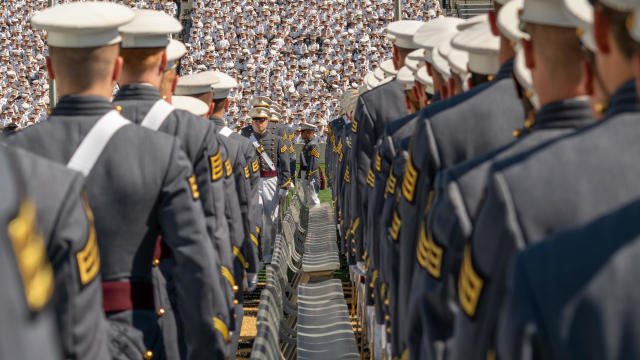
[495,58,515,81]
[113,83,162,101]
[52,95,116,116]
[210,115,226,127]
[604,80,637,119]
[430,91,441,104]
[532,98,593,130]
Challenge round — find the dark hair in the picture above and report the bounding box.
[598,2,640,59]
[212,98,226,114]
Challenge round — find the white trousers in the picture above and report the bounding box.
[300,170,320,206]
[258,176,279,263]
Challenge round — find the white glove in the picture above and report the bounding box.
[287,182,295,190]
[247,273,259,292]
[279,188,288,199]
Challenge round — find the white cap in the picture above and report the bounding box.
[396,66,416,90]
[365,71,380,89]
[413,17,465,50]
[249,107,270,119]
[373,67,385,81]
[520,0,574,28]
[457,14,489,31]
[494,0,513,4]
[165,39,186,71]
[380,59,397,77]
[432,37,453,80]
[441,40,469,76]
[405,56,421,72]
[300,122,317,131]
[386,20,425,49]
[562,0,597,51]
[31,2,134,48]
[407,49,426,63]
[211,71,238,99]
[514,45,539,109]
[172,96,209,116]
[452,22,500,75]
[416,66,435,95]
[498,0,530,43]
[120,9,182,48]
[250,96,272,108]
[175,72,220,95]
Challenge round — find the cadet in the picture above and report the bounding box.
[391,7,526,356]
[6,3,230,359]
[347,20,418,270]
[0,147,62,360]
[0,144,109,359]
[454,0,640,358]
[210,71,261,359]
[241,104,291,263]
[408,1,595,358]
[299,122,321,206]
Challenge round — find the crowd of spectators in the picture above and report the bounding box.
[0,0,442,130]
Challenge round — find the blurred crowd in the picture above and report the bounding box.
[0,0,443,130]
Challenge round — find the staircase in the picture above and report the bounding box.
[451,0,493,19]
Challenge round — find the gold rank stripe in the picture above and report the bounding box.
[370,270,378,288]
[344,166,350,183]
[289,145,295,154]
[233,246,248,269]
[280,144,287,153]
[188,175,200,200]
[308,169,319,176]
[213,317,230,344]
[8,199,54,312]
[281,178,292,189]
[250,233,259,246]
[244,166,250,179]
[458,244,484,317]
[252,159,259,173]
[220,266,237,292]
[351,119,358,133]
[402,150,419,203]
[350,217,360,235]
[375,153,382,172]
[416,223,443,280]
[224,159,233,178]
[385,170,397,198]
[366,168,375,188]
[310,147,320,158]
[77,194,100,286]
[390,211,402,242]
[210,151,224,181]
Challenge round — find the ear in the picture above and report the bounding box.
[425,62,433,76]
[45,56,55,80]
[224,98,230,111]
[207,103,214,118]
[488,10,500,37]
[441,82,449,99]
[171,74,179,94]
[112,56,124,84]
[392,45,400,70]
[522,37,535,70]
[159,51,168,76]
[593,7,610,55]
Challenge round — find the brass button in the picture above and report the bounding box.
[157,308,165,317]
[152,259,160,267]
[386,327,391,334]
[385,315,390,321]
[234,313,238,319]
[385,299,390,306]
[144,350,153,360]
[524,119,534,129]
[513,129,522,138]
[233,285,239,292]
[115,105,122,113]
[233,299,239,305]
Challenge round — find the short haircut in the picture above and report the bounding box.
[597,2,640,59]
[49,44,119,91]
[119,47,165,75]
[527,23,583,84]
[394,45,412,59]
[212,98,226,114]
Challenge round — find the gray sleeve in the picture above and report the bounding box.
[51,175,110,360]
[159,139,231,358]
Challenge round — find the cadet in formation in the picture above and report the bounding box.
[298,122,322,206]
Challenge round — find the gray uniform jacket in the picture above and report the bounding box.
[498,198,640,360]
[4,145,111,359]
[0,146,88,360]
[392,59,524,355]
[6,95,230,359]
[300,137,321,182]
[453,81,638,360]
[0,152,63,360]
[349,79,408,264]
[406,98,593,360]
[241,125,292,188]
